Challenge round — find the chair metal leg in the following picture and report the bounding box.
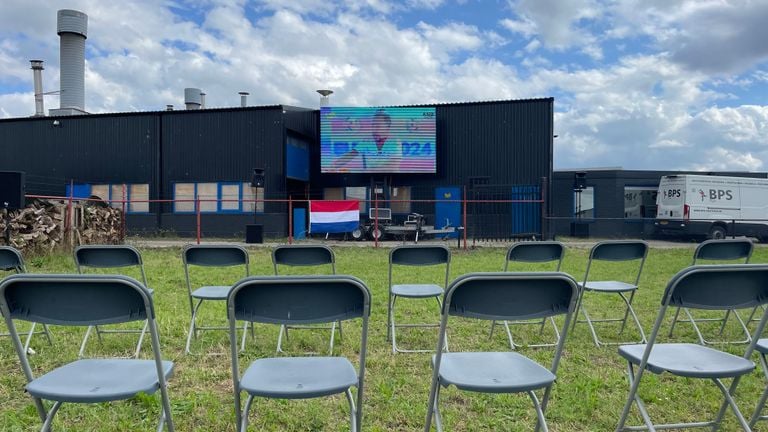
[433,383,444,432]
[79,325,94,358]
[240,394,255,432]
[711,378,752,431]
[185,299,204,355]
[617,363,658,432]
[677,307,750,346]
[578,291,646,347]
[750,353,768,427]
[529,390,549,432]
[40,401,63,432]
[668,306,683,337]
[240,321,249,353]
[133,320,149,359]
[392,295,444,354]
[386,293,393,342]
[329,321,337,355]
[346,388,358,432]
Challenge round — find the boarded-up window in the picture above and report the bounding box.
[346,187,367,213]
[242,184,264,213]
[390,186,411,214]
[196,183,218,212]
[324,188,344,200]
[221,184,240,211]
[91,184,110,203]
[174,183,195,212]
[110,184,125,209]
[129,184,149,213]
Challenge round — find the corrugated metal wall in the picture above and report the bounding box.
[0,114,159,197]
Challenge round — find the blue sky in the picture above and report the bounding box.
[1,0,767,171]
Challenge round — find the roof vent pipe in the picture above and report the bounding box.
[317,89,333,107]
[166,104,174,111]
[184,88,202,110]
[30,60,45,116]
[57,9,87,112]
[239,92,249,107]
[200,92,206,109]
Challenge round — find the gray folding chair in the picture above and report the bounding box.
[572,240,648,347]
[0,246,52,353]
[490,241,565,349]
[668,239,754,345]
[0,274,174,432]
[75,245,151,358]
[616,264,768,432]
[387,245,450,353]
[750,339,768,427]
[183,244,251,354]
[272,245,341,355]
[228,275,370,432]
[424,272,579,432]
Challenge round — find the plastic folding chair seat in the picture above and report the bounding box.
[75,245,153,358]
[271,245,341,355]
[489,241,565,349]
[668,239,754,345]
[572,240,649,347]
[749,339,768,427]
[183,244,251,355]
[0,274,175,432]
[616,264,768,432]
[424,272,579,432]
[387,245,450,354]
[228,275,370,432]
[0,246,52,353]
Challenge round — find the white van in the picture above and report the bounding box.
[655,174,768,242]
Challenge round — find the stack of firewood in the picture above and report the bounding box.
[0,199,122,252]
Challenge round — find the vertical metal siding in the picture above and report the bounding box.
[160,108,285,212]
[0,115,158,196]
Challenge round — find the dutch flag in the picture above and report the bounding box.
[309,200,360,234]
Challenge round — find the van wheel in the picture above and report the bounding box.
[708,225,727,240]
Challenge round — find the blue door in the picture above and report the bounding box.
[511,185,541,236]
[435,187,461,238]
[293,208,307,240]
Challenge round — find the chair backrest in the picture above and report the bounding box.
[75,245,147,285]
[692,239,753,265]
[504,241,565,271]
[584,240,648,286]
[182,244,249,293]
[183,244,250,268]
[227,275,371,427]
[389,245,451,289]
[0,274,168,410]
[434,272,578,374]
[0,246,25,273]
[272,245,335,275]
[637,265,768,375]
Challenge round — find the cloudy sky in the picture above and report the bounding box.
[1,0,767,171]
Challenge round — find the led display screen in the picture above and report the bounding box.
[321,107,436,173]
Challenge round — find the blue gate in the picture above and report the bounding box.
[435,187,461,238]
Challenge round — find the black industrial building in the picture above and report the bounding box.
[551,168,768,239]
[0,98,554,239]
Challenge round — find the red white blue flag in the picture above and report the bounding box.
[309,200,359,233]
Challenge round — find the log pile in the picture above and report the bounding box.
[0,199,122,252]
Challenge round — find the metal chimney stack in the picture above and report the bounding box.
[200,92,206,109]
[239,92,249,107]
[184,88,202,110]
[57,9,87,113]
[317,89,333,107]
[30,60,45,116]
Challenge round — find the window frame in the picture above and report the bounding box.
[572,186,595,221]
[623,185,659,221]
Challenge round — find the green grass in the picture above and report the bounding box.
[2,244,768,431]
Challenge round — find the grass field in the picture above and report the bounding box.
[2,243,768,431]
